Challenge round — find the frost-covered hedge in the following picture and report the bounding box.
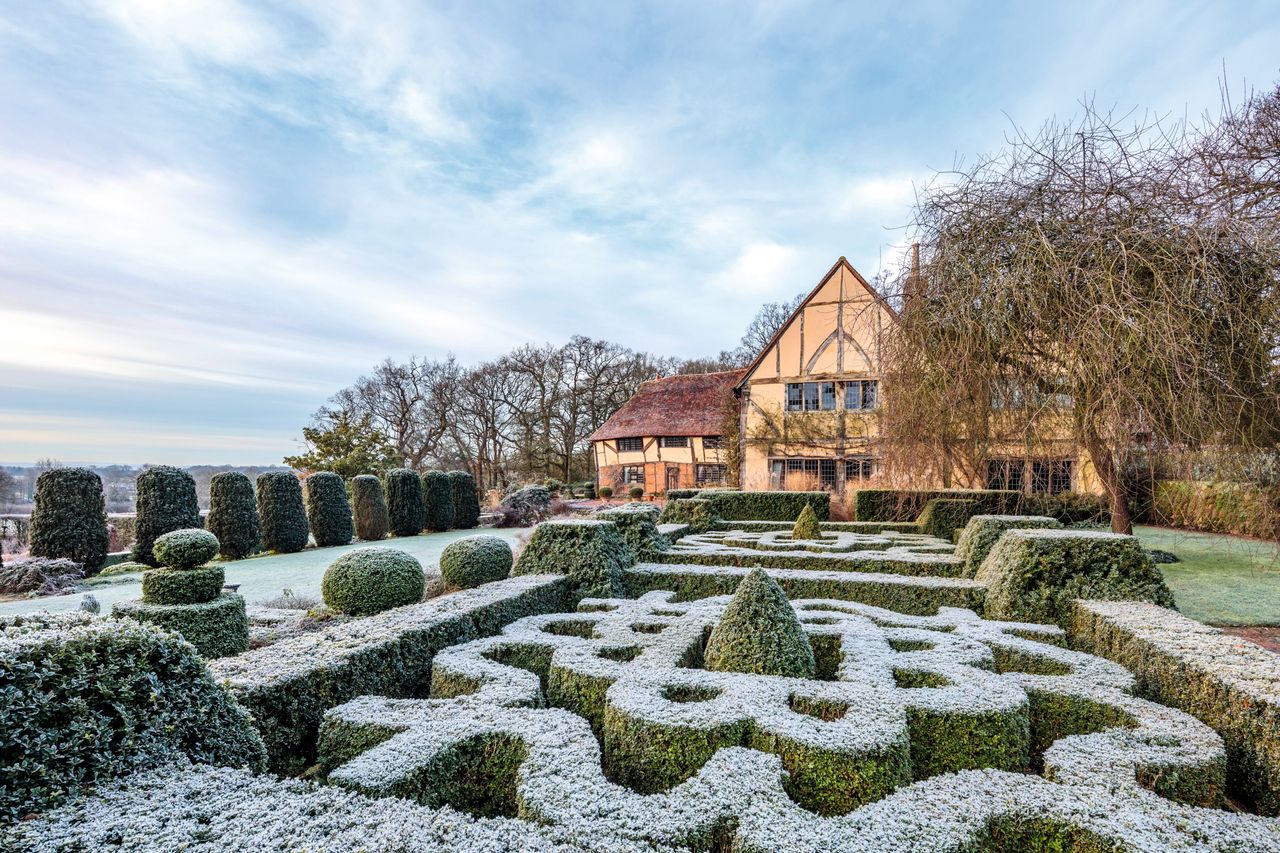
[1070,599,1280,815]
[114,594,249,659]
[352,474,389,541]
[915,497,979,540]
[513,519,633,597]
[656,529,962,578]
[132,466,202,566]
[954,515,1062,577]
[657,497,720,533]
[152,528,219,569]
[440,535,512,589]
[422,470,455,532]
[854,488,1019,522]
[208,575,572,771]
[385,468,426,537]
[976,529,1175,625]
[704,568,814,677]
[256,471,309,553]
[597,503,669,557]
[305,471,353,547]
[206,471,260,559]
[28,467,109,573]
[449,470,482,530]
[0,613,265,823]
[322,547,425,616]
[694,490,829,521]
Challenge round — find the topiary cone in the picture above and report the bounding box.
[791,503,822,541]
[704,568,815,678]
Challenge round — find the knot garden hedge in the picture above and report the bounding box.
[4,492,1279,852]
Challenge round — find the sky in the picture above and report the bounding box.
[0,1,1277,466]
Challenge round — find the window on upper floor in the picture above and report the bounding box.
[658,436,689,448]
[844,379,878,411]
[785,382,837,412]
[617,437,644,452]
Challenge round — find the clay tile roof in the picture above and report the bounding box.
[589,369,745,442]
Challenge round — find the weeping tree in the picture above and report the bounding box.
[883,87,1280,533]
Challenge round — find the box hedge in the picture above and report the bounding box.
[256,471,309,553]
[513,519,634,598]
[694,490,830,521]
[141,565,225,605]
[304,471,354,547]
[854,488,1020,522]
[440,535,513,589]
[704,568,814,678]
[206,472,260,559]
[352,474,389,541]
[385,468,425,537]
[976,529,1175,626]
[915,498,980,539]
[321,547,426,616]
[657,497,720,533]
[449,470,482,530]
[28,467,109,573]
[132,466,202,566]
[0,612,265,823]
[954,515,1063,577]
[422,470,455,532]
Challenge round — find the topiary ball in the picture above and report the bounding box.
[152,528,220,569]
[321,547,425,616]
[439,535,513,589]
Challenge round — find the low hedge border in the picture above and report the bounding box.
[113,593,249,660]
[916,498,979,540]
[693,490,830,521]
[512,519,634,598]
[207,575,573,773]
[854,488,1020,522]
[953,515,1063,578]
[722,520,923,535]
[657,498,720,534]
[1069,599,1280,815]
[596,503,670,558]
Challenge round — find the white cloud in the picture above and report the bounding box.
[89,0,279,68]
[710,242,799,296]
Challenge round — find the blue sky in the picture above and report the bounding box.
[0,1,1276,465]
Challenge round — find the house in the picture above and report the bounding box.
[592,256,1102,498]
[589,370,743,496]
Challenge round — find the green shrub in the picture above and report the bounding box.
[152,528,219,569]
[916,498,979,539]
[132,466,202,566]
[1020,490,1111,525]
[206,472,260,559]
[304,472,353,547]
[628,486,644,500]
[321,547,425,616]
[498,485,552,527]
[449,470,482,530]
[664,488,700,500]
[113,593,249,659]
[142,565,225,605]
[854,488,1019,522]
[976,529,1175,625]
[512,519,633,598]
[1152,480,1279,540]
[704,568,814,678]
[385,469,425,537]
[954,515,1063,577]
[657,497,720,534]
[0,612,265,822]
[582,481,597,500]
[28,467,109,573]
[599,486,614,500]
[696,490,830,521]
[791,503,822,539]
[257,472,309,553]
[421,470,455,532]
[440,535,512,589]
[352,475,389,541]
[597,503,669,557]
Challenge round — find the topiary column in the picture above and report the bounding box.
[421,470,455,532]
[704,568,815,678]
[256,472,309,553]
[384,469,425,537]
[113,528,248,659]
[28,468,109,573]
[305,472,353,547]
[206,472,260,560]
[448,470,481,529]
[132,466,202,566]
[352,475,389,541]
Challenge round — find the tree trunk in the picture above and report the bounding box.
[1079,427,1133,535]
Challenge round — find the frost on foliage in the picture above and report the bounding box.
[661,529,961,576]
[308,593,1277,851]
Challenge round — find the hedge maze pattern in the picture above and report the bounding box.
[312,592,1277,851]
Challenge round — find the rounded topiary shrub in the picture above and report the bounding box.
[256,472,309,553]
[152,528,219,569]
[705,568,815,678]
[628,486,644,501]
[352,475,389,541]
[141,565,225,605]
[305,472,353,547]
[384,469,425,537]
[321,547,425,616]
[449,470,482,530]
[28,467,109,573]
[206,472,260,560]
[132,466,202,567]
[421,470,455,532]
[440,535,512,589]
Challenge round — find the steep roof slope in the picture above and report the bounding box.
[589,370,745,442]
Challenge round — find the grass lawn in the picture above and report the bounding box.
[0,528,527,618]
[1136,525,1280,626]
